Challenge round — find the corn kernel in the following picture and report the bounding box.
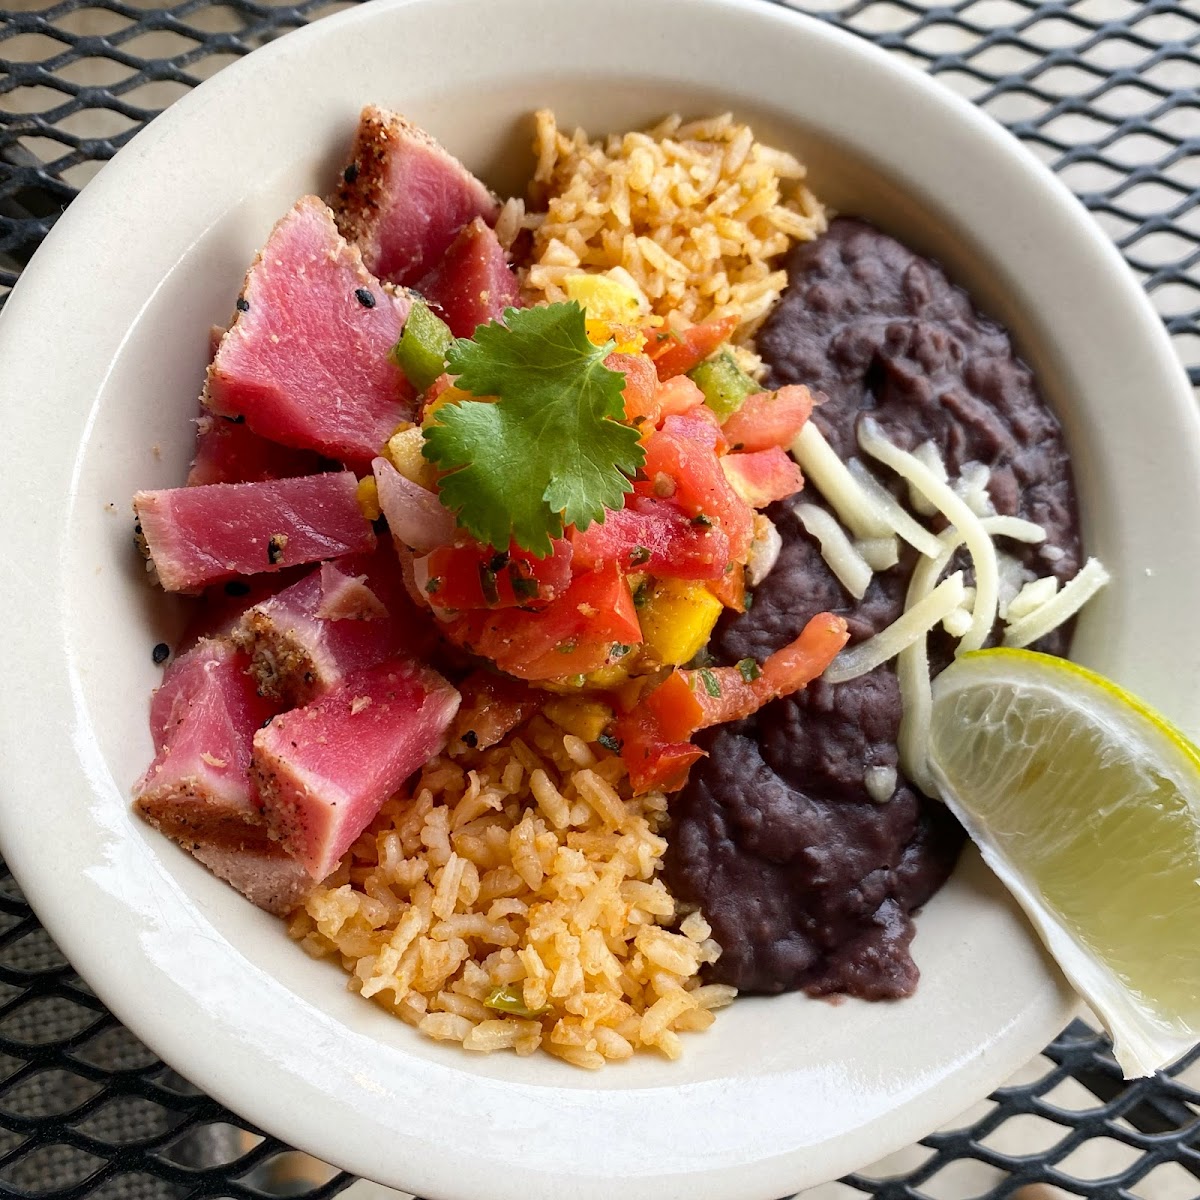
[638,579,723,667]
[356,476,381,521]
[386,426,437,489]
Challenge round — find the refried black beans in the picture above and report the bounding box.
[663,217,1083,998]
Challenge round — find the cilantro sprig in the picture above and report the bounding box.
[422,303,645,556]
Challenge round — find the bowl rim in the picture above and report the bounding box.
[1,0,1197,1196]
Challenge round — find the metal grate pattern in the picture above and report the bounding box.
[1,1,1198,1198]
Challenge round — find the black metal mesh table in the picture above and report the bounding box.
[1,1,1198,1197]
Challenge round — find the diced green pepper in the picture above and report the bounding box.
[483,984,549,1019]
[390,299,454,392]
[688,351,758,421]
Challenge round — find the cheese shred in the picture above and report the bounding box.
[824,572,966,685]
[791,423,892,539]
[894,516,1048,792]
[846,458,944,559]
[1003,557,1110,648]
[858,418,999,655]
[793,503,873,599]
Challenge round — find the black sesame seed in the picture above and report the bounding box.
[152,642,170,665]
[236,297,250,313]
[461,729,479,748]
[343,162,359,184]
[355,287,376,309]
[224,580,251,597]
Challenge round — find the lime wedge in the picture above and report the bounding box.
[928,648,1200,1078]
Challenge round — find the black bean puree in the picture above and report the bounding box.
[663,218,1082,998]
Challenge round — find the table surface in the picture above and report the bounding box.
[1,1,1198,1198]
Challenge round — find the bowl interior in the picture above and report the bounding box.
[70,69,1074,1079]
[5,1,1199,1197]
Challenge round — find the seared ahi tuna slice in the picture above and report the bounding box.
[186,838,316,916]
[417,217,522,338]
[178,573,296,653]
[187,414,327,487]
[133,639,312,915]
[233,546,435,706]
[134,471,376,593]
[253,658,460,879]
[205,196,415,467]
[330,106,499,287]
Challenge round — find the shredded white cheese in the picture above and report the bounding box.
[942,606,974,639]
[858,418,999,655]
[909,441,947,515]
[864,766,898,804]
[856,536,900,571]
[1003,557,1111,648]
[895,527,961,793]
[824,572,966,684]
[893,516,1048,791]
[846,458,944,559]
[984,515,1047,543]
[997,551,1032,619]
[791,423,893,539]
[953,461,995,517]
[791,419,1108,789]
[794,503,873,600]
[943,584,975,637]
[1005,575,1059,623]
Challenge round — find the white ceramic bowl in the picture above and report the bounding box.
[1,1,1198,1196]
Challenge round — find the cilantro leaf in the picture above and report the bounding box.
[422,303,645,556]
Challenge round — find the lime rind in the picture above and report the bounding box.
[929,648,1200,1078]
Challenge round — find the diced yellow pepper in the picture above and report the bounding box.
[422,383,475,419]
[355,475,381,521]
[582,653,641,690]
[542,697,614,743]
[386,426,437,489]
[638,578,724,667]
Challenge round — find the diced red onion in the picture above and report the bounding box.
[372,457,456,553]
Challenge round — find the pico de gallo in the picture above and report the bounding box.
[370,275,847,794]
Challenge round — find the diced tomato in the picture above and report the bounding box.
[571,496,731,580]
[448,670,541,750]
[614,718,706,794]
[645,315,738,381]
[707,561,746,612]
[418,538,573,611]
[642,611,849,741]
[607,352,660,427]
[654,375,705,420]
[660,408,727,454]
[614,611,847,793]
[643,424,754,559]
[448,562,643,681]
[720,447,805,509]
[721,385,814,452]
